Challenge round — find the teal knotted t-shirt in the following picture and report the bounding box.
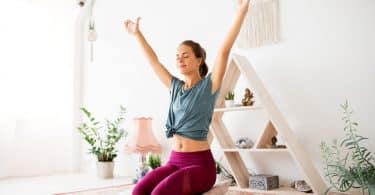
[165,73,220,141]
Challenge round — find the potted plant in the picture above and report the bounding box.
[215,160,225,182]
[320,101,375,195]
[77,105,127,179]
[215,160,235,185]
[224,91,235,107]
[147,154,161,170]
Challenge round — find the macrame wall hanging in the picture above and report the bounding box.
[237,0,280,48]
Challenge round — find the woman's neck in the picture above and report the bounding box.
[183,74,202,89]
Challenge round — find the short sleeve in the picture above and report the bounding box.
[204,73,221,97]
[170,76,183,96]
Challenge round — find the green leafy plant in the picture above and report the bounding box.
[147,154,161,169]
[216,160,222,174]
[216,160,236,185]
[225,91,235,100]
[77,105,127,162]
[320,101,375,195]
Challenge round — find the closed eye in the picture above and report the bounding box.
[176,55,189,60]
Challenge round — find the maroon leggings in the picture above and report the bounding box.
[132,149,216,195]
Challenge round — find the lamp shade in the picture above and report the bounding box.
[124,117,161,155]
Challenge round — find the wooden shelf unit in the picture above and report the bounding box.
[209,54,327,195]
[229,186,315,195]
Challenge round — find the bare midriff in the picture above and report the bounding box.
[172,134,210,152]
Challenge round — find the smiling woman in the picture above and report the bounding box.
[0,1,76,178]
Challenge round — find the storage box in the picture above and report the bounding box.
[249,174,279,190]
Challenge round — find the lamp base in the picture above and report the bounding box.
[132,154,149,184]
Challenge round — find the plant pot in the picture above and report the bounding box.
[369,184,375,195]
[225,100,234,107]
[216,173,226,183]
[96,161,114,179]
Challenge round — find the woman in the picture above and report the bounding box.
[124,0,250,194]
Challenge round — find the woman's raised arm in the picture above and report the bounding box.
[211,0,250,93]
[124,17,173,89]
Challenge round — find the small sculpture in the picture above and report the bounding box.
[290,180,313,193]
[235,137,254,148]
[242,88,255,106]
[269,136,287,149]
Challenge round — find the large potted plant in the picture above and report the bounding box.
[320,101,375,195]
[77,105,127,179]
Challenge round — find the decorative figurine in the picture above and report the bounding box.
[242,88,254,106]
[290,180,313,193]
[269,136,287,149]
[235,137,254,148]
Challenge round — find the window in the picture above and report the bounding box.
[0,1,75,177]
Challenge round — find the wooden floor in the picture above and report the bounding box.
[0,173,132,195]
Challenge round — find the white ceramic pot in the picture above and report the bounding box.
[216,173,226,183]
[96,161,114,179]
[225,100,234,107]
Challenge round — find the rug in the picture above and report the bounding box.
[54,184,134,195]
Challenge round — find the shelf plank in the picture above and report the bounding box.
[222,148,289,153]
[229,186,315,195]
[214,106,263,113]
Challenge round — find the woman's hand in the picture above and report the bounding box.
[124,17,141,36]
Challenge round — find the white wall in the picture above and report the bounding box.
[82,0,375,184]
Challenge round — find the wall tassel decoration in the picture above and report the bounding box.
[237,0,280,48]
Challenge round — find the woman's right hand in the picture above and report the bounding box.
[124,17,141,36]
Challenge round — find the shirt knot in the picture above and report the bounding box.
[166,127,177,138]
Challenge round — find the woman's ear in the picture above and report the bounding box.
[197,57,203,66]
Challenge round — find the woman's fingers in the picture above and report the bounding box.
[124,17,141,34]
[124,20,134,32]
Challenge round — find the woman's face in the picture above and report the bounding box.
[176,44,201,75]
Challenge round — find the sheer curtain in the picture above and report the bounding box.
[0,1,76,178]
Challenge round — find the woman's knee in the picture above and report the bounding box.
[132,164,178,195]
[132,181,149,195]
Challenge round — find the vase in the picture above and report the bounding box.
[96,161,114,179]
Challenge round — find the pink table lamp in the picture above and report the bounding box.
[124,117,161,182]
[124,117,161,154]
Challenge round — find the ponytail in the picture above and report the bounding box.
[199,62,208,78]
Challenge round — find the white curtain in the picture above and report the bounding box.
[0,1,76,178]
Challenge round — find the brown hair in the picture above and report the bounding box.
[180,40,208,78]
